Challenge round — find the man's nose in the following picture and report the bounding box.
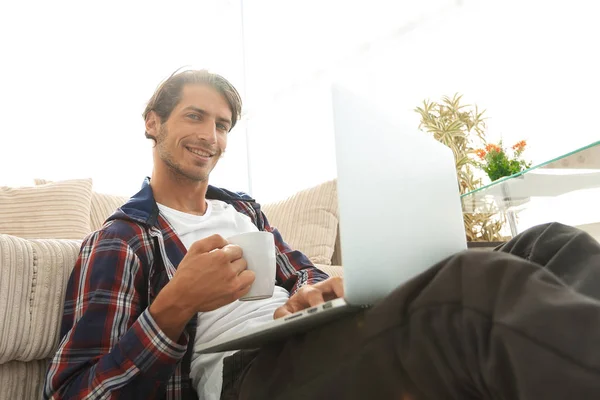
[196,121,218,144]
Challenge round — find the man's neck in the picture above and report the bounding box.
[150,169,209,216]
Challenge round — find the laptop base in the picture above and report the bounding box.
[194,298,364,354]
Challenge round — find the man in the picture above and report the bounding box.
[45,70,600,400]
[44,69,340,399]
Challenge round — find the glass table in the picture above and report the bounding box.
[461,141,600,237]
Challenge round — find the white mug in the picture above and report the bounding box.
[227,231,276,301]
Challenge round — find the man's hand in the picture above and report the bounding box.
[149,234,255,340]
[274,277,344,319]
[170,234,256,312]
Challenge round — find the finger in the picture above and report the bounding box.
[273,299,299,319]
[235,277,253,299]
[316,277,344,300]
[233,271,255,301]
[229,257,248,275]
[328,277,345,299]
[273,305,291,319]
[237,270,255,288]
[273,286,324,320]
[190,234,228,254]
[221,244,244,262]
[303,286,326,307]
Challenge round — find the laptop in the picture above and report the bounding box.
[194,84,467,354]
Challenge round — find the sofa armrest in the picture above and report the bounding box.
[314,264,343,278]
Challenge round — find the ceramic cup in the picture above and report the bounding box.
[227,231,276,301]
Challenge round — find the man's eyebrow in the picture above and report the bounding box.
[216,116,232,126]
[183,106,232,126]
[183,106,206,115]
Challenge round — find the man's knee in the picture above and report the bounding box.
[508,222,580,242]
[527,221,583,236]
[496,221,588,256]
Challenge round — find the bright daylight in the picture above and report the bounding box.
[1,0,600,399]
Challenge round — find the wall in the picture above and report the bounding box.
[243,0,600,203]
[0,0,249,196]
[242,0,458,202]
[2,0,598,209]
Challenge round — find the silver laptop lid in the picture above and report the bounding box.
[331,84,467,305]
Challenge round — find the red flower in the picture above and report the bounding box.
[512,140,527,152]
[475,149,487,160]
[485,144,502,153]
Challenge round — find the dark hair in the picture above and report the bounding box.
[143,69,242,140]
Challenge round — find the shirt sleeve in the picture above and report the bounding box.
[261,211,330,295]
[44,231,187,399]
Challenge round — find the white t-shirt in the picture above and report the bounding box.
[157,200,290,400]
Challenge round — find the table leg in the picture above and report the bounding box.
[506,210,519,237]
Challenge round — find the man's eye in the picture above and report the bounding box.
[217,124,229,132]
[187,114,201,120]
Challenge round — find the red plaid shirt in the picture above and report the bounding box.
[44,178,329,399]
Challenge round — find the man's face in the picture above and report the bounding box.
[151,84,232,182]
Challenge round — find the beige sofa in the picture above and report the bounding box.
[0,178,342,399]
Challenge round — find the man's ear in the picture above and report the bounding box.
[145,111,160,140]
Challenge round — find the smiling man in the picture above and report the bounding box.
[147,84,229,184]
[43,70,341,400]
[44,70,600,400]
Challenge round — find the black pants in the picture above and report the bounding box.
[222,223,600,400]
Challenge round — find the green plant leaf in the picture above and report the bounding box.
[415,93,506,241]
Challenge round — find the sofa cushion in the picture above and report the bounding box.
[0,234,80,363]
[89,192,129,231]
[262,180,338,265]
[35,179,129,232]
[315,264,343,278]
[0,359,49,400]
[0,179,93,239]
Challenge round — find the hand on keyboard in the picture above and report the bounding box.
[274,277,344,319]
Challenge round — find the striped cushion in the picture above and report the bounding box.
[0,359,49,400]
[26,238,80,361]
[262,180,338,265]
[315,264,343,278]
[0,234,80,363]
[89,192,129,231]
[0,179,93,239]
[34,179,128,232]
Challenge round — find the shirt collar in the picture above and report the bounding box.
[107,177,254,228]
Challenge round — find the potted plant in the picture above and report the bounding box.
[415,94,507,243]
[476,140,532,182]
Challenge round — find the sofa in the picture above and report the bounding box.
[0,178,342,399]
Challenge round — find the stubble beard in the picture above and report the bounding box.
[155,125,221,183]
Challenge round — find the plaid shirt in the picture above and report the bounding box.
[44,178,329,399]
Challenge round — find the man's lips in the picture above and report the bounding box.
[185,146,216,158]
